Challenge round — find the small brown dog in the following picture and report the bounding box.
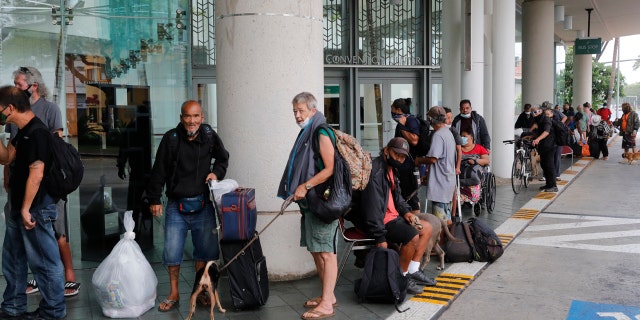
[415,213,461,270]
[530,149,541,177]
[624,151,640,164]
[186,261,226,320]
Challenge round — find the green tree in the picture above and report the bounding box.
[556,46,626,107]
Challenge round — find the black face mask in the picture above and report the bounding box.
[23,84,32,98]
[386,155,404,169]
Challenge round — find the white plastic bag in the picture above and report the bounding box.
[92,211,157,318]
[209,179,239,206]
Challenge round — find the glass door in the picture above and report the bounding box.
[358,80,418,153]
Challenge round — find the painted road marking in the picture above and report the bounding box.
[515,214,640,254]
[567,300,640,320]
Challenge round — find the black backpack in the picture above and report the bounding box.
[411,117,432,157]
[468,218,504,262]
[551,119,570,146]
[444,221,475,263]
[354,248,408,312]
[28,123,84,201]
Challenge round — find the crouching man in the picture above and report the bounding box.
[350,137,436,294]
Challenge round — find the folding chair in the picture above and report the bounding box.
[336,217,376,282]
[561,145,574,171]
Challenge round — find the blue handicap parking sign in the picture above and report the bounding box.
[567,300,640,320]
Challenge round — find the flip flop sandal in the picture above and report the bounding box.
[26,279,39,294]
[303,297,338,309]
[158,299,179,312]
[301,309,335,320]
[64,281,81,297]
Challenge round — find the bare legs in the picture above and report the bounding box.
[302,252,337,318]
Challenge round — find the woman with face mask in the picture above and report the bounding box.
[458,130,490,205]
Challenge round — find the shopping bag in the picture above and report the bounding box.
[209,179,239,206]
[581,142,590,157]
[92,211,157,318]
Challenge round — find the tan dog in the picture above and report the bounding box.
[530,149,541,177]
[624,151,640,164]
[415,213,461,271]
[187,261,226,320]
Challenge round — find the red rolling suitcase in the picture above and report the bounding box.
[220,188,257,241]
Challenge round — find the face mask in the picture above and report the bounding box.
[23,84,32,98]
[525,112,531,115]
[387,156,404,169]
[391,112,402,122]
[460,113,471,119]
[297,116,311,129]
[461,137,469,145]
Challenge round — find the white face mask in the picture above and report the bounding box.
[525,112,531,115]
[460,113,471,119]
[297,117,311,129]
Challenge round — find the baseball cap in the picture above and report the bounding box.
[387,137,410,157]
[427,106,446,120]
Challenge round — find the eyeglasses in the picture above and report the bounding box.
[19,67,33,75]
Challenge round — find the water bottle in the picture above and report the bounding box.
[413,167,421,187]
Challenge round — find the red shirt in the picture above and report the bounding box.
[383,168,400,224]
[462,144,489,156]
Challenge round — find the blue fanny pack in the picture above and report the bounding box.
[178,194,205,214]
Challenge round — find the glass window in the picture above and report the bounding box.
[357,0,424,66]
[0,0,190,266]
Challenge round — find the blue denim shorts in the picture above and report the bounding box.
[162,199,219,265]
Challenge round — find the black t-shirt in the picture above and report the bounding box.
[10,117,52,211]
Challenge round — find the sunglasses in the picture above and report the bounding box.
[19,67,33,75]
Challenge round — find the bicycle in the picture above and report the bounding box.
[503,138,534,194]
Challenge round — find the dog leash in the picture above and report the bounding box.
[217,195,294,272]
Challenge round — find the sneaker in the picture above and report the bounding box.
[539,185,549,190]
[406,277,423,295]
[26,279,38,294]
[544,187,558,192]
[407,271,437,286]
[603,156,608,160]
[556,177,561,181]
[538,177,546,181]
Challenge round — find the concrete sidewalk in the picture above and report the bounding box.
[435,137,640,320]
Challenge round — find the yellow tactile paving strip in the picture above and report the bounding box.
[511,209,539,220]
[534,192,557,200]
[411,273,474,306]
[557,180,568,186]
[563,170,579,174]
[497,234,514,245]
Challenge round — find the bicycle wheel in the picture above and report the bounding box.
[486,173,497,214]
[511,153,524,193]
[523,156,533,188]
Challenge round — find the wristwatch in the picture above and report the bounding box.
[305,183,313,190]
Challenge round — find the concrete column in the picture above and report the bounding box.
[491,0,516,179]
[522,0,555,105]
[572,52,592,107]
[216,1,323,280]
[442,0,462,109]
[461,0,484,115]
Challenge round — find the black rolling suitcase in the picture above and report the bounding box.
[220,235,269,310]
[209,182,294,311]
